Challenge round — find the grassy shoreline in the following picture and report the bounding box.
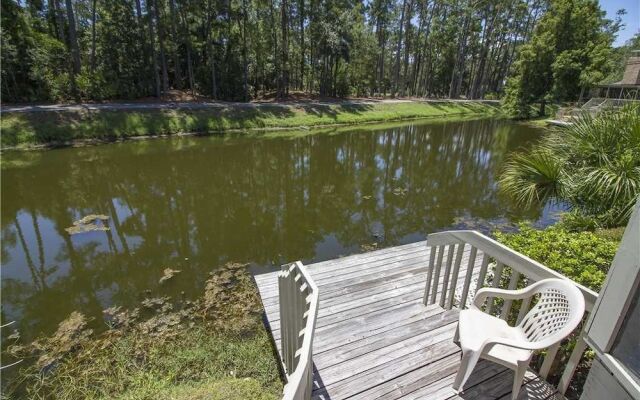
[3,263,283,400]
[2,101,501,149]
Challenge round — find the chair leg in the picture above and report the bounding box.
[511,361,528,400]
[453,324,460,344]
[452,350,480,393]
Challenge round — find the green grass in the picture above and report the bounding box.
[7,326,282,400]
[156,377,280,400]
[3,264,283,400]
[1,101,501,148]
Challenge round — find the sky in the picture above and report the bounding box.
[601,0,640,46]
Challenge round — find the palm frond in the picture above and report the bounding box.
[499,148,565,206]
[500,104,640,226]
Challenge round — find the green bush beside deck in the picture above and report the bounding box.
[495,223,619,291]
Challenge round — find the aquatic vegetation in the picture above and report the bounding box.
[391,187,408,197]
[2,263,282,400]
[360,243,378,252]
[451,215,517,233]
[159,268,182,284]
[64,214,110,234]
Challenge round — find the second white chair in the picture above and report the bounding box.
[452,278,586,399]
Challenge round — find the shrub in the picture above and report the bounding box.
[28,32,72,101]
[484,92,500,100]
[557,210,601,231]
[499,105,640,227]
[494,223,619,292]
[496,223,622,399]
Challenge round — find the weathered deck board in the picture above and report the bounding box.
[254,241,564,400]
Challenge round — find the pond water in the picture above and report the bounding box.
[1,118,561,340]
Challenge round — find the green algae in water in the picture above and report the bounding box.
[64,214,110,234]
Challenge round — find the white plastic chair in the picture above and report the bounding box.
[452,278,585,399]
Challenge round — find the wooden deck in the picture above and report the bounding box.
[254,241,564,400]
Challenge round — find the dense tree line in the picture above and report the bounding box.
[503,0,625,117]
[0,0,624,103]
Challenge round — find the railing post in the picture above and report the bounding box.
[459,246,477,309]
[486,262,504,315]
[287,265,297,371]
[430,245,445,304]
[292,271,304,371]
[516,294,533,324]
[446,244,465,309]
[500,270,520,320]
[440,245,456,307]
[557,326,588,395]
[278,264,291,374]
[474,253,490,295]
[539,342,560,379]
[423,244,436,305]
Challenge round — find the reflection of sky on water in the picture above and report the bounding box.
[1,118,556,339]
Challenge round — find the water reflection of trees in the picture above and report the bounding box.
[1,119,543,338]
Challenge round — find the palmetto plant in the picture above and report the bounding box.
[500,105,640,227]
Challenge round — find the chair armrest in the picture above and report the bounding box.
[479,336,541,352]
[472,284,538,309]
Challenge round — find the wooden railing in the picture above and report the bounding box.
[278,261,320,400]
[423,230,598,396]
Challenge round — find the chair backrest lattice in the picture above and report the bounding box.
[520,288,576,342]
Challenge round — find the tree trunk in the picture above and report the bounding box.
[153,0,169,93]
[242,0,249,101]
[471,6,498,99]
[399,0,414,96]
[186,41,195,94]
[90,0,97,73]
[333,56,339,97]
[168,0,182,89]
[64,0,81,99]
[417,1,435,96]
[47,0,58,39]
[449,15,469,99]
[147,0,162,97]
[279,0,289,98]
[133,0,148,93]
[179,6,195,95]
[308,32,315,92]
[206,0,218,99]
[299,0,304,91]
[65,0,81,75]
[374,20,383,95]
[392,0,407,97]
[409,0,427,96]
[134,0,142,18]
[53,0,66,43]
[269,0,279,92]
